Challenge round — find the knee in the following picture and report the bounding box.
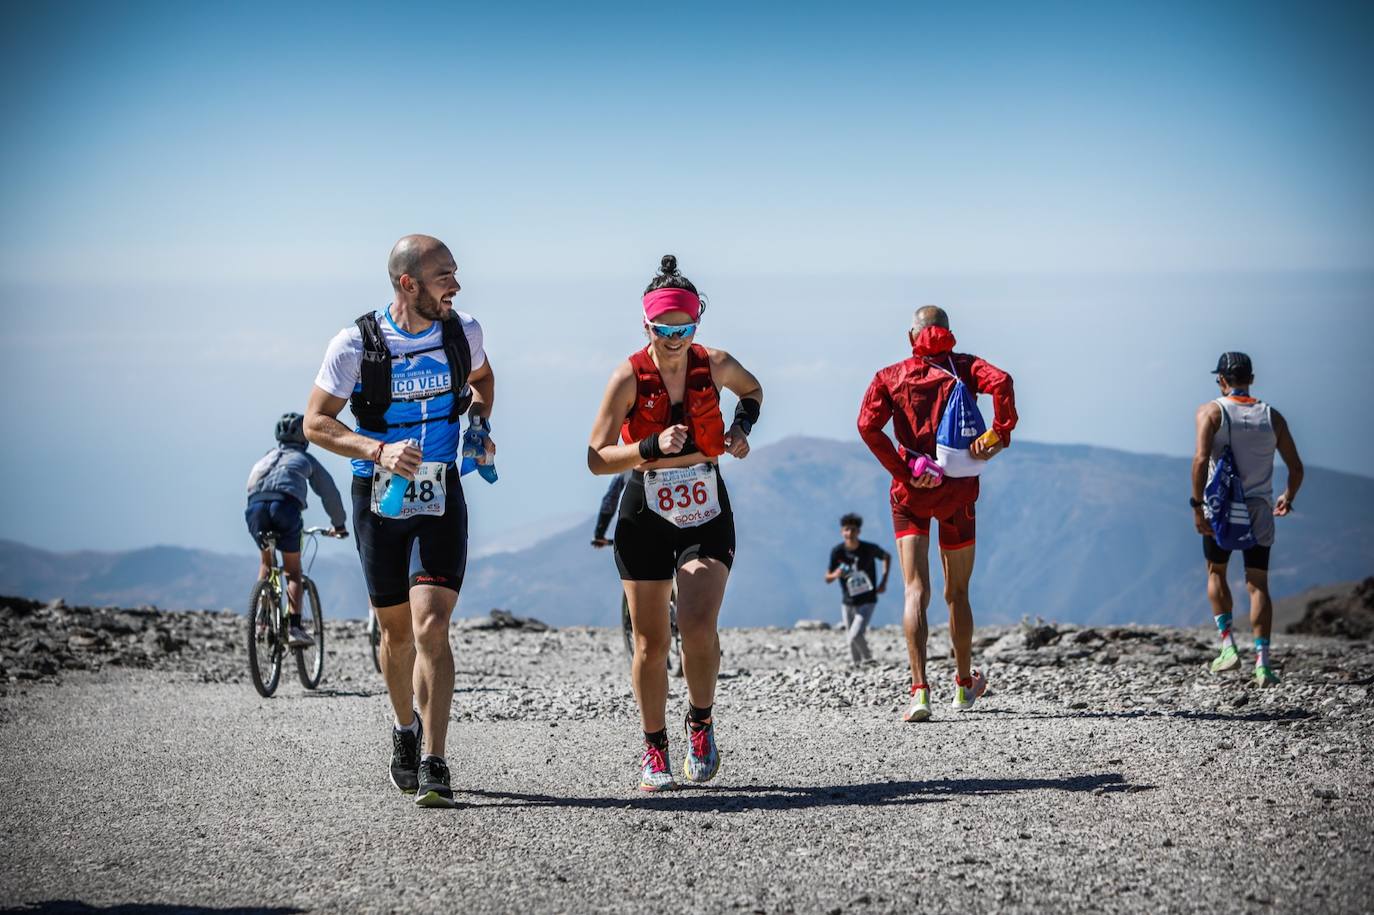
[676,615,713,645]
[412,614,450,651]
[904,580,929,607]
[379,624,413,652]
[635,632,670,665]
[944,582,969,605]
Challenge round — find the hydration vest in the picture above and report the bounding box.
[349,311,473,433]
[620,344,726,457]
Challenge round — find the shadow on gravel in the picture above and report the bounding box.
[301,687,383,699]
[971,708,1313,723]
[461,772,1146,812]
[1,903,304,915]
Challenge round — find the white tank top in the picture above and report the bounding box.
[1209,396,1276,505]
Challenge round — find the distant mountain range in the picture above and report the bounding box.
[3,436,1370,627]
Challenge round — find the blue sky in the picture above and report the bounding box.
[2,1,1372,555]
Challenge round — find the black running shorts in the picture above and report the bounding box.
[351,466,468,607]
[1202,537,1271,571]
[613,468,736,581]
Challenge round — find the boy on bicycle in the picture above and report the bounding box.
[246,413,348,646]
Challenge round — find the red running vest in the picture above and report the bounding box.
[621,344,727,458]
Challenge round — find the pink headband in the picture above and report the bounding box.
[642,288,701,322]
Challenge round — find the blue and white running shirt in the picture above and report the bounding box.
[314,307,486,477]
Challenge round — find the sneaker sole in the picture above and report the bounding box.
[903,707,932,722]
[639,780,676,792]
[682,758,720,783]
[1212,658,1241,673]
[415,790,457,808]
[390,772,418,795]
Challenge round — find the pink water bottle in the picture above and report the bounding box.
[907,452,945,483]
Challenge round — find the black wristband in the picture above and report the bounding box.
[1189,497,1203,509]
[639,435,662,461]
[734,397,761,436]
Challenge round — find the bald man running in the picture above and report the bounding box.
[857,306,1017,721]
[306,235,496,808]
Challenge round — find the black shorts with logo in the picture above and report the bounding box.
[613,468,736,581]
[351,465,467,607]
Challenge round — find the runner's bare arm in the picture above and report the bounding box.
[304,386,422,478]
[467,359,495,421]
[1191,401,1221,535]
[1271,408,1304,516]
[708,348,763,459]
[587,362,687,475]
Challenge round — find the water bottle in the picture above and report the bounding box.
[379,439,419,518]
[460,417,498,484]
[907,452,945,483]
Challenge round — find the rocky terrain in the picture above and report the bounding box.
[1,595,1372,914]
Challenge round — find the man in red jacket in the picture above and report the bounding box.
[857,305,1017,722]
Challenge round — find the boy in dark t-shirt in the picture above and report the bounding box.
[825,513,891,664]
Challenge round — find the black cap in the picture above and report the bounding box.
[1211,351,1252,377]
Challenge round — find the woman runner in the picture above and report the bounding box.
[587,255,764,791]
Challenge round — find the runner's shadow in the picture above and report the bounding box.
[1,903,304,915]
[968,708,1313,723]
[461,772,1142,813]
[301,687,382,699]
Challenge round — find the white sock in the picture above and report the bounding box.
[394,713,420,734]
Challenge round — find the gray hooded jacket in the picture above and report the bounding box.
[246,444,346,528]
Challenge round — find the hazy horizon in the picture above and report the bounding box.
[3,3,1372,555]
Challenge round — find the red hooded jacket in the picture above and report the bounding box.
[857,341,1017,511]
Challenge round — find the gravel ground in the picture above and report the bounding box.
[1,617,1372,915]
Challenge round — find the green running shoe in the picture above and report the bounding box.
[951,669,988,711]
[1254,665,1280,687]
[1210,644,1240,673]
[902,686,931,722]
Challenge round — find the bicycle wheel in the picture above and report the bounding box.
[668,600,683,677]
[247,579,282,697]
[368,610,382,674]
[295,577,325,689]
[621,593,634,657]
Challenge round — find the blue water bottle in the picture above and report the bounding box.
[379,439,419,518]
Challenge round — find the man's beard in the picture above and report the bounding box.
[415,287,448,321]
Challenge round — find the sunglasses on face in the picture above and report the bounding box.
[647,321,698,340]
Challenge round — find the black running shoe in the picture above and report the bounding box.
[390,716,422,794]
[415,757,457,808]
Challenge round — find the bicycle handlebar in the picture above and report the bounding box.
[304,526,348,539]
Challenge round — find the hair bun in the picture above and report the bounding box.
[658,254,678,276]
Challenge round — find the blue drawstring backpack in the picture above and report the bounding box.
[932,359,988,478]
[1204,401,1256,551]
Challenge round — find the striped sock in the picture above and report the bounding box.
[1255,637,1271,669]
[1214,612,1236,649]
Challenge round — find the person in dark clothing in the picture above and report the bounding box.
[591,472,629,547]
[825,513,891,664]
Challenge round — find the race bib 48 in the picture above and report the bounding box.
[371,461,448,518]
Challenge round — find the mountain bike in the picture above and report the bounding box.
[621,585,683,677]
[247,527,344,697]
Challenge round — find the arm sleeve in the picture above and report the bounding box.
[307,455,348,528]
[970,356,1018,438]
[857,374,908,480]
[828,546,843,572]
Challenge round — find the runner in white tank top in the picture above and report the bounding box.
[1190,352,1304,688]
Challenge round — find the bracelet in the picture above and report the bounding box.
[638,435,662,461]
[372,441,385,465]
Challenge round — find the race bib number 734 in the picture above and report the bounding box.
[644,464,721,529]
